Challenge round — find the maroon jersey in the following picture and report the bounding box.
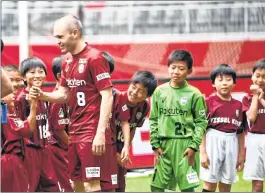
[47,87,69,150]
[1,114,31,159]
[108,88,130,145]
[15,88,49,148]
[242,94,265,134]
[206,95,243,133]
[115,90,150,152]
[60,44,113,143]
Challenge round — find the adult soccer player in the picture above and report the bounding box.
[29,15,113,192]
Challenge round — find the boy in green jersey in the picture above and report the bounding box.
[150,50,208,192]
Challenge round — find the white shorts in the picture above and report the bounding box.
[200,129,239,184]
[243,132,265,181]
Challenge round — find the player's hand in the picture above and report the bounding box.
[250,84,261,95]
[200,152,210,169]
[236,154,245,172]
[183,148,195,166]
[154,148,163,166]
[29,86,43,99]
[92,131,106,156]
[258,89,264,101]
[120,146,130,163]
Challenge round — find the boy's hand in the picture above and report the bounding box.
[258,89,264,101]
[250,85,261,95]
[200,152,210,169]
[236,154,245,172]
[120,146,129,163]
[116,152,132,168]
[183,148,195,166]
[29,86,43,99]
[154,148,163,166]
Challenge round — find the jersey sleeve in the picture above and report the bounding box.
[242,95,251,113]
[8,117,31,137]
[189,93,208,151]
[89,54,112,92]
[149,88,160,150]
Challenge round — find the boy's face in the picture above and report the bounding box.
[24,67,46,88]
[168,61,191,85]
[252,68,265,91]
[127,83,148,105]
[213,74,235,97]
[2,93,15,109]
[6,70,23,94]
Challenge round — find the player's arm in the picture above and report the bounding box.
[149,89,160,150]
[56,130,69,145]
[1,68,13,98]
[189,94,208,152]
[30,85,69,104]
[246,85,260,123]
[236,132,245,172]
[27,98,38,132]
[120,121,130,162]
[92,87,113,156]
[259,89,265,108]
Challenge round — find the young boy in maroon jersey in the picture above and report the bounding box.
[3,64,23,95]
[15,57,60,192]
[200,64,245,192]
[242,59,265,192]
[45,55,73,192]
[111,71,158,192]
[1,92,37,192]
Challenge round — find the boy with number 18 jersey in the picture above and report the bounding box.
[150,50,208,192]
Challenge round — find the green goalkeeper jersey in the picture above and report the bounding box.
[150,81,208,151]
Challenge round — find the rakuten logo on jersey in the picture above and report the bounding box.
[66,78,86,88]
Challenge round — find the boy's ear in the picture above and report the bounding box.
[188,68,193,75]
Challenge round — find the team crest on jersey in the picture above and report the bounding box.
[136,112,142,120]
[180,97,188,105]
[235,110,239,117]
[14,119,24,128]
[122,104,128,111]
[58,108,64,118]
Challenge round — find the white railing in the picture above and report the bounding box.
[2,1,265,43]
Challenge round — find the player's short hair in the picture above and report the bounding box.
[1,39,4,52]
[102,51,115,74]
[19,57,47,77]
[168,49,193,69]
[252,58,265,73]
[210,64,236,84]
[131,71,158,97]
[52,56,63,81]
[3,64,20,73]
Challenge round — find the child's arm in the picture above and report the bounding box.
[200,135,210,169]
[120,121,130,162]
[259,89,265,108]
[56,130,69,145]
[246,85,260,123]
[27,98,38,132]
[236,132,245,172]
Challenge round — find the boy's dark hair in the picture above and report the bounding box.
[131,71,158,97]
[210,64,237,84]
[1,39,4,52]
[19,57,47,77]
[252,58,265,73]
[168,49,193,69]
[52,56,62,81]
[3,64,20,73]
[102,51,115,74]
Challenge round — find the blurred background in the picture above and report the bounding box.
[1,1,265,171]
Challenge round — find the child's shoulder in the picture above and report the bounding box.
[185,83,203,95]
